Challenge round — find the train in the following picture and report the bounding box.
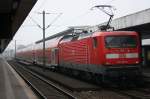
[16,29,142,83]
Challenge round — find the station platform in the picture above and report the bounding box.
[0,55,38,99]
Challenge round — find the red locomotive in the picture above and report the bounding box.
[16,5,142,83]
[16,29,142,82]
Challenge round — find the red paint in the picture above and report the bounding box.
[16,31,141,68]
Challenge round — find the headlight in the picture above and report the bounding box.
[106,53,138,59]
[126,53,138,58]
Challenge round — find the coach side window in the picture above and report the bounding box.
[93,37,98,48]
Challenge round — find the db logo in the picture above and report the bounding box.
[119,54,126,58]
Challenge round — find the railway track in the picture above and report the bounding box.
[10,61,77,99]
[15,60,101,91]
[9,60,150,99]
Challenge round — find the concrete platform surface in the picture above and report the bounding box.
[0,55,38,99]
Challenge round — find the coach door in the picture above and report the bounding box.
[51,48,58,66]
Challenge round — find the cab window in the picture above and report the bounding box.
[105,36,137,48]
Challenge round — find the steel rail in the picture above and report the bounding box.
[11,64,47,99]
[11,63,77,99]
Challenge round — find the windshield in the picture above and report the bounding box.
[105,36,137,48]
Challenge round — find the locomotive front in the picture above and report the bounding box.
[100,31,142,80]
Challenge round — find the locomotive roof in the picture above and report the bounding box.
[36,29,137,44]
[92,31,138,37]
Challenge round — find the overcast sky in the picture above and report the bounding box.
[6,0,150,49]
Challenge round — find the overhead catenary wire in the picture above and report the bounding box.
[24,0,117,33]
[39,9,96,33]
[28,0,114,30]
[52,0,116,29]
[60,0,116,27]
[21,25,62,28]
[51,10,92,28]
[49,0,116,32]
[45,13,63,29]
[28,15,42,29]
